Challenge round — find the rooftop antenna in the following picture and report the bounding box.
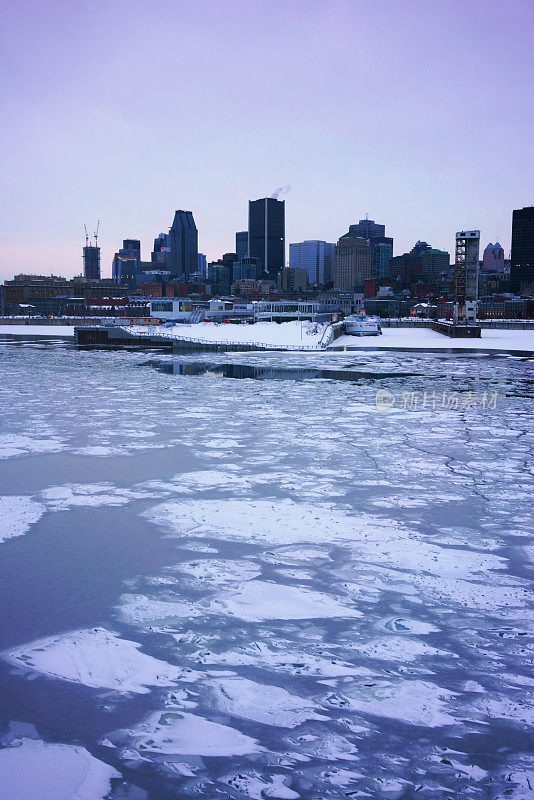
[84,225,89,247]
[94,219,100,248]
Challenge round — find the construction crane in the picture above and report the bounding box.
[84,225,89,247]
[94,219,100,247]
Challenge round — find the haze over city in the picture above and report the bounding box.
[1,0,533,279]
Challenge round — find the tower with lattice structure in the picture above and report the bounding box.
[454,230,480,324]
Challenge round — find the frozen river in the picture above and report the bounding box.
[0,337,532,799]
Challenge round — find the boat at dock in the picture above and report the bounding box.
[344,312,382,336]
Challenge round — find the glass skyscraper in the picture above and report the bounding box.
[289,240,335,285]
[169,210,198,279]
[510,207,534,294]
[248,198,285,277]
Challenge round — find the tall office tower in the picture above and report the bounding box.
[482,242,505,273]
[112,239,141,287]
[151,233,168,262]
[420,248,450,280]
[207,261,231,296]
[123,239,141,256]
[198,253,207,276]
[289,240,335,285]
[248,197,285,277]
[454,230,480,323]
[169,210,198,279]
[347,218,392,279]
[510,207,534,294]
[334,231,372,289]
[349,218,385,240]
[83,246,101,280]
[220,252,237,285]
[235,231,248,261]
[371,240,393,279]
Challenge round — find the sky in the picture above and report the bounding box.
[0,0,532,279]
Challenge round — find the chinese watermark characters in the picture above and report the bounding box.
[375,388,499,412]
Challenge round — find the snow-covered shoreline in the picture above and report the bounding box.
[1,321,533,352]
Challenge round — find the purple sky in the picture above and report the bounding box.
[1,0,532,279]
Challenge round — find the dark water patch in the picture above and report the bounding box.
[143,360,420,382]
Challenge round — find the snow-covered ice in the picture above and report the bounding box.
[209,580,362,621]
[0,737,119,800]
[338,679,459,727]
[3,627,183,693]
[333,326,534,352]
[0,495,44,543]
[1,341,532,799]
[126,710,262,756]
[206,676,327,727]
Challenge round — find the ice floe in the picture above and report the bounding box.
[0,737,120,800]
[172,558,261,586]
[190,641,363,677]
[209,580,362,621]
[118,594,200,626]
[0,433,64,459]
[0,495,44,543]
[206,676,327,728]
[126,710,262,756]
[336,679,458,727]
[220,771,300,798]
[40,483,155,510]
[3,627,182,693]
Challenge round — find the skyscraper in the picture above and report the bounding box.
[83,245,101,280]
[334,231,372,289]
[112,239,141,287]
[248,198,285,277]
[235,231,248,261]
[289,241,335,285]
[168,210,198,279]
[347,218,393,279]
[510,207,534,294]
[349,218,385,240]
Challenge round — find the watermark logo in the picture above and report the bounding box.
[375,389,499,412]
[375,389,396,411]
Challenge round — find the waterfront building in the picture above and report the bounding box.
[3,275,128,313]
[169,210,198,279]
[334,231,372,289]
[483,242,505,273]
[510,207,534,294]
[289,240,335,285]
[248,197,285,277]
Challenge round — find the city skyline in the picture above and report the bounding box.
[1,0,533,279]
